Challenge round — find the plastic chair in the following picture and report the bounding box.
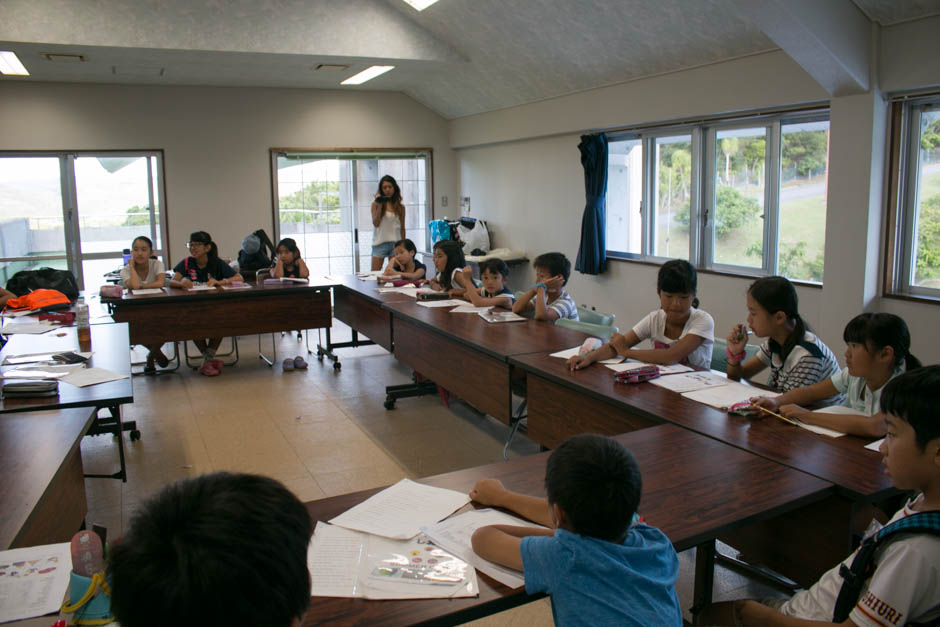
[710,338,760,372]
[575,306,616,327]
[554,318,619,341]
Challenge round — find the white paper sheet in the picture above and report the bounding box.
[450,305,491,313]
[0,369,67,379]
[0,542,71,623]
[0,321,60,334]
[606,360,693,375]
[377,287,419,296]
[796,421,846,438]
[60,367,129,388]
[221,283,252,290]
[865,437,885,451]
[680,380,774,409]
[416,299,466,308]
[423,508,549,589]
[3,351,92,365]
[2,309,38,317]
[648,370,728,393]
[328,479,471,540]
[548,346,623,364]
[131,288,164,295]
[308,522,478,600]
[477,311,526,323]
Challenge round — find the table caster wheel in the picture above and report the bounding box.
[130,429,141,442]
[384,398,395,410]
[333,361,341,371]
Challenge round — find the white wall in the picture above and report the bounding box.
[455,49,940,366]
[0,82,456,265]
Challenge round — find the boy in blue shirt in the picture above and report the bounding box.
[470,433,682,626]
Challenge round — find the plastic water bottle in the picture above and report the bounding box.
[76,297,91,347]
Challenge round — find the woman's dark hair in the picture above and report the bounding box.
[433,240,465,290]
[376,175,403,213]
[843,313,921,371]
[748,276,806,359]
[132,235,153,250]
[658,259,699,308]
[276,237,301,263]
[190,231,219,264]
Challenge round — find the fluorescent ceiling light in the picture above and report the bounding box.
[341,65,394,85]
[402,0,440,9]
[0,51,29,76]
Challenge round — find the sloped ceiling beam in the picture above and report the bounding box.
[729,0,872,95]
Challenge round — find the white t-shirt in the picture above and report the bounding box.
[830,367,903,416]
[630,308,714,370]
[120,258,165,286]
[778,495,940,626]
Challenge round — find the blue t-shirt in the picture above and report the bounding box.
[521,526,682,627]
[172,257,236,283]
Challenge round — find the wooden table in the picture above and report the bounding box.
[508,353,895,585]
[0,407,97,549]
[301,424,833,625]
[0,323,135,481]
[331,276,416,354]
[384,300,591,424]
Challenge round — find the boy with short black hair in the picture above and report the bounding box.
[382,238,426,281]
[512,251,579,321]
[470,433,682,626]
[462,258,515,308]
[108,472,313,627]
[699,365,940,627]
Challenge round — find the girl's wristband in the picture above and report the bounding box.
[726,346,747,365]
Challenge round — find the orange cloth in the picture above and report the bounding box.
[5,289,70,311]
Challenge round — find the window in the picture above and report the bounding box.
[0,152,166,294]
[271,150,431,275]
[606,111,829,283]
[886,97,940,298]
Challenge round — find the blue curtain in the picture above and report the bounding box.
[574,133,608,275]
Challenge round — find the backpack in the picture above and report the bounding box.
[833,510,940,624]
[428,219,451,244]
[237,229,277,271]
[6,267,79,300]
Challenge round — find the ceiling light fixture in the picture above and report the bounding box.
[341,65,394,85]
[402,0,440,9]
[0,51,29,76]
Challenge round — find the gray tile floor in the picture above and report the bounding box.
[81,323,789,625]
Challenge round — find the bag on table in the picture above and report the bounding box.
[6,267,79,300]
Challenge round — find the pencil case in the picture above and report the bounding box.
[728,401,759,416]
[390,279,421,287]
[417,292,451,301]
[613,365,660,384]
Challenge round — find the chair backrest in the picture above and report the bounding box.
[710,337,760,372]
[575,306,615,327]
[555,318,619,341]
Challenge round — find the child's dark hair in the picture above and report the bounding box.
[748,276,807,359]
[545,434,641,543]
[843,313,921,372]
[880,365,940,450]
[433,240,465,290]
[108,472,313,627]
[189,230,218,264]
[658,259,699,308]
[533,252,571,285]
[394,238,417,254]
[479,258,509,279]
[132,235,153,249]
[276,237,301,263]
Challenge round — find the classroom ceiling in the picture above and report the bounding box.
[0,0,938,120]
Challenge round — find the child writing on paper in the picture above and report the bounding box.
[108,472,313,627]
[169,230,243,376]
[568,259,713,371]
[120,235,169,372]
[460,258,515,308]
[513,252,578,321]
[698,366,940,627]
[469,433,682,626]
[271,237,309,279]
[725,276,841,401]
[428,239,472,296]
[370,175,406,272]
[750,313,921,438]
[382,238,426,281]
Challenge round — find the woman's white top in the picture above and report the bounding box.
[373,209,402,246]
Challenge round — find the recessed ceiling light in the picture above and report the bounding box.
[42,53,87,63]
[313,64,349,71]
[341,65,394,85]
[0,51,29,76]
[402,0,440,9]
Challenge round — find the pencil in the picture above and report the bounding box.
[751,403,801,427]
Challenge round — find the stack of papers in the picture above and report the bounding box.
[0,320,60,335]
[131,288,165,295]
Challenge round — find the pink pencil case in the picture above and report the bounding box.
[614,365,660,384]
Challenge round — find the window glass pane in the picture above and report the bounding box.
[913,108,940,289]
[653,135,691,259]
[779,120,829,282]
[606,138,643,254]
[0,156,67,285]
[714,127,766,268]
[75,156,156,255]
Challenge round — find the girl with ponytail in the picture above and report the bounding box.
[752,312,920,437]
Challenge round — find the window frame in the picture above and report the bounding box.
[605,108,830,284]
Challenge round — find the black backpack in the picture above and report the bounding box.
[237,229,277,272]
[6,267,80,300]
[833,510,940,624]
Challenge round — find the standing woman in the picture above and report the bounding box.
[370,175,406,271]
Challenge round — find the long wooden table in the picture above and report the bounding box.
[331,276,417,353]
[301,424,833,625]
[508,352,894,586]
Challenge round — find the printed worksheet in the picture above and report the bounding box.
[416,299,466,308]
[60,367,129,388]
[648,370,728,393]
[681,380,774,409]
[0,543,71,623]
[549,346,623,364]
[131,288,165,295]
[450,305,491,313]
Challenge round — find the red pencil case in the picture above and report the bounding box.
[614,365,660,384]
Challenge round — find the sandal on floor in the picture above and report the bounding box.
[198,361,220,376]
[154,350,170,368]
[283,358,294,371]
[293,356,308,370]
[209,358,224,372]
